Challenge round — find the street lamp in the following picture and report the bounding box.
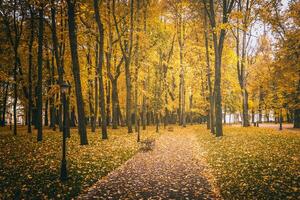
[60,81,70,181]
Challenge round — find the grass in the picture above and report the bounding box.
[0,126,158,199]
[196,126,300,199]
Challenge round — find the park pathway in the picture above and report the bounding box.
[78,127,220,200]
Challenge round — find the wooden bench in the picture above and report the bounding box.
[140,139,155,152]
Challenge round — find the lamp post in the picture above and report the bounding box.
[60,81,70,181]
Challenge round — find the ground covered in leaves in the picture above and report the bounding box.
[0,126,157,199]
[196,126,300,199]
[79,127,219,199]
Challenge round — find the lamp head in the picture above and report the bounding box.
[60,82,70,94]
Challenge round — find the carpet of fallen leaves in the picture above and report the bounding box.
[196,126,300,199]
[0,126,157,199]
[79,126,219,200]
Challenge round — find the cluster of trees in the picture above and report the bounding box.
[0,0,299,143]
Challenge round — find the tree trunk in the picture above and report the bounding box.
[58,105,63,131]
[212,31,223,137]
[125,58,133,133]
[242,89,249,126]
[236,0,250,127]
[112,0,134,133]
[37,6,44,142]
[67,0,88,145]
[27,7,34,133]
[13,52,18,135]
[251,109,255,124]
[70,106,76,127]
[134,0,140,133]
[142,80,147,130]
[1,83,9,127]
[137,118,140,142]
[87,48,96,132]
[189,93,193,125]
[111,79,119,129]
[223,105,226,124]
[94,43,99,128]
[118,102,124,126]
[182,79,186,127]
[49,53,56,129]
[204,0,235,137]
[44,50,51,127]
[106,80,111,126]
[50,0,64,132]
[155,112,159,133]
[293,109,300,128]
[258,87,263,123]
[94,0,108,139]
[286,108,290,123]
[203,9,214,133]
[279,109,283,130]
[45,99,49,126]
[66,95,70,137]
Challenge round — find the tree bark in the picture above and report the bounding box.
[203,0,235,137]
[223,105,226,124]
[50,0,64,132]
[125,50,133,133]
[294,109,300,128]
[112,0,134,133]
[142,80,147,130]
[1,83,9,127]
[236,0,250,127]
[203,9,214,133]
[106,80,111,126]
[67,0,88,145]
[13,36,18,135]
[94,0,108,139]
[111,79,119,129]
[27,6,34,133]
[134,0,141,133]
[49,53,56,129]
[45,99,49,126]
[212,31,223,137]
[87,47,96,132]
[94,43,99,128]
[37,6,44,142]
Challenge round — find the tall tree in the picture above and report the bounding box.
[1,0,25,135]
[94,0,108,139]
[37,4,44,142]
[235,0,252,127]
[27,4,35,133]
[133,0,141,132]
[50,0,64,132]
[178,1,186,127]
[112,0,134,133]
[0,82,9,127]
[203,0,235,137]
[106,0,124,129]
[86,45,96,132]
[203,8,215,134]
[66,0,88,145]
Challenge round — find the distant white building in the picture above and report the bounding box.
[223,110,275,124]
[5,97,25,125]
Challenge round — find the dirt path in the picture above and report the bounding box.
[78,127,219,200]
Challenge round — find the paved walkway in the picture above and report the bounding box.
[258,123,299,131]
[230,123,300,132]
[78,127,219,200]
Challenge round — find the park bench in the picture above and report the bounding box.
[140,138,155,152]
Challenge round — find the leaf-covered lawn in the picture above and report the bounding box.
[196,126,300,199]
[0,126,158,199]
